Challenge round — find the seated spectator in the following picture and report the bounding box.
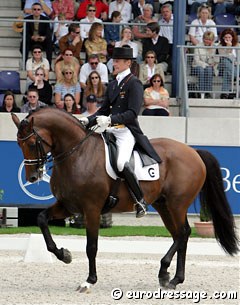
[51,0,75,20]
[76,0,109,20]
[142,22,169,72]
[24,0,52,17]
[131,0,154,20]
[82,71,106,108]
[192,31,219,98]
[21,88,47,113]
[159,3,174,72]
[63,93,81,114]
[188,4,217,46]
[108,0,132,23]
[0,91,20,113]
[29,67,53,105]
[80,4,103,40]
[139,51,165,88]
[55,48,80,81]
[132,4,156,41]
[218,28,240,99]
[26,45,50,90]
[143,73,170,116]
[107,28,139,73]
[115,27,138,59]
[79,54,108,89]
[85,22,107,63]
[20,2,53,66]
[104,11,122,56]
[81,94,98,116]
[54,67,81,109]
[53,13,69,54]
[59,23,83,64]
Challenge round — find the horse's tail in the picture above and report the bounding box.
[196,149,239,255]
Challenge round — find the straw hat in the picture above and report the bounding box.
[12,16,23,33]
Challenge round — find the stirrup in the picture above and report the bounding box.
[135,200,147,218]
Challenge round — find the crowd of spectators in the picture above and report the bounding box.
[8,0,239,116]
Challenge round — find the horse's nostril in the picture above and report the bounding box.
[29,176,38,183]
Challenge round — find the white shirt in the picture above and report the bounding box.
[116,68,131,85]
[189,19,218,43]
[80,17,102,39]
[115,41,138,58]
[159,14,174,44]
[109,0,132,23]
[79,62,109,85]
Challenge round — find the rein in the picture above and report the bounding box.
[18,124,98,171]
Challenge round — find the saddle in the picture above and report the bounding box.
[101,131,159,214]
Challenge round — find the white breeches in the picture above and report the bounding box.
[108,127,136,172]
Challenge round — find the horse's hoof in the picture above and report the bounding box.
[77,281,92,293]
[62,248,72,264]
[166,282,176,290]
[159,272,170,287]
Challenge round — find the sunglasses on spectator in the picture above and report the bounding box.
[33,8,41,11]
[88,9,96,12]
[65,53,73,56]
[28,95,37,98]
[33,51,42,54]
[36,73,44,76]
[153,80,161,83]
[90,62,98,65]
[147,56,155,58]
[91,76,99,79]
[64,71,73,75]
[75,31,80,34]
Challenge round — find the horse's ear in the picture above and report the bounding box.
[11,113,20,128]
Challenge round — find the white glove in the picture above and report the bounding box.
[79,117,89,126]
[96,116,111,128]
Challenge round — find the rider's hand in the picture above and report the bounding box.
[96,116,111,129]
[79,117,89,126]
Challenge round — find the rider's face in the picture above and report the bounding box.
[113,59,131,74]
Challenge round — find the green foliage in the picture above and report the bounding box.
[200,202,212,222]
[0,225,198,237]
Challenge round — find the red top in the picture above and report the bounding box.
[51,0,75,20]
[76,0,109,20]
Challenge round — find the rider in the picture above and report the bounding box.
[79,47,161,217]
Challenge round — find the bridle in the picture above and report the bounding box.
[17,127,52,171]
[17,123,98,172]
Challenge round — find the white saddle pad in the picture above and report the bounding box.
[102,135,159,181]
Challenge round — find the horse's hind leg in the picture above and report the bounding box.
[153,198,191,289]
[37,201,72,263]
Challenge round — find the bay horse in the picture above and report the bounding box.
[11,108,239,292]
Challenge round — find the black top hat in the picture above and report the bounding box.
[86,94,97,103]
[112,47,134,59]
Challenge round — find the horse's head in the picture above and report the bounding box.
[12,113,52,183]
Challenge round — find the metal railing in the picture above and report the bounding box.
[178,44,240,116]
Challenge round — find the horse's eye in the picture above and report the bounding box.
[29,143,36,149]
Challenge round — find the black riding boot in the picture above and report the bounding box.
[122,162,147,218]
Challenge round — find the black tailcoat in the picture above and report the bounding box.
[88,73,161,163]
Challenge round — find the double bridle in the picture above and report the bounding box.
[17,124,97,172]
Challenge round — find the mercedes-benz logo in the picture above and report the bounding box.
[18,161,54,200]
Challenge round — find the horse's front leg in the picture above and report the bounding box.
[77,211,100,293]
[37,202,72,264]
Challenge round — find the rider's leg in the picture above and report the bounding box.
[122,162,147,218]
[111,127,147,218]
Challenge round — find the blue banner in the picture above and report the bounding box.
[0,142,239,214]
